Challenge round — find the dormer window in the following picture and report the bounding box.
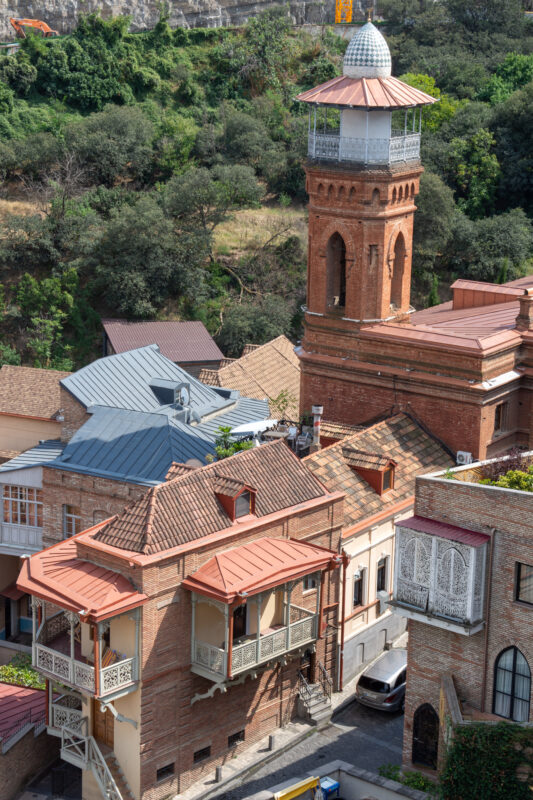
[214,474,256,522]
[342,446,396,496]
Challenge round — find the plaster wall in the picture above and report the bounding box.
[0,416,60,454]
[341,109,391,139]
[110,613,136,659]
[114,689,141,800]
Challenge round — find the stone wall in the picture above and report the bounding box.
[2,0,344,40]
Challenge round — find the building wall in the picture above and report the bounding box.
[114,689,141,799]
[59,386,90,443]
[0,724,59,800]
[41,468,149,549]
[401,473,533,770]
[0,415,61,454]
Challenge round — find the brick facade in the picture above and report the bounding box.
[59,386,90,443]
[0,724,59,800]
[400,468,533,772]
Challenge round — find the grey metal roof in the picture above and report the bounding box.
[0,440,64,473]
[61,344,231,417]
[48,397,270,485]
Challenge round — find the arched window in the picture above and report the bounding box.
[392,187,397,203]
[390,233,406,309]
[493,647,531,722]
[317,183,324,197]
[412,704,439,768]
[410,182,415,196]
[326,233,347,310]
[338,185,345,201]
[398,186,403,202]
[372,188,380,206]
[349,187,356,202]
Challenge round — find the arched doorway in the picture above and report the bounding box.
[412,703,439,768]
[326,232,346,310]
[390,233,406,310]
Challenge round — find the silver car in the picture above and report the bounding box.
[356,649,407,712]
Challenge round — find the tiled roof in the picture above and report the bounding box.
[321,420,364,441]
[102,319,223,364]
[343,22,391,78]
[296,74,437,109]
[341,446,393,470]
[213,473,249,497]
[94,440,328,555]
[398,516,490,548]
[0,365,70,419]
[198,336,300,420]
[165,462,196,481]
[182,537,338,603]
[0,440,64,474]
[17,535,148,621]
[0,683,46,744]
[304,414,453,530]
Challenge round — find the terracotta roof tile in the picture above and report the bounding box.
[164,462,197,481]
[0,365,70,419]
[341,447,393,469]
[94,440,328,555]
[198,336,300,420]
[213,473,249,497]
[102,319,223,363]
[321,421,364,441]
[304,414,453,530]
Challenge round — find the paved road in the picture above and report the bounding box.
[213,700,404,799]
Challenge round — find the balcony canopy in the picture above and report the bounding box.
[296,75,437,110]
[401,516,490,548]
[183,537,339,603]
[17,536,148,622]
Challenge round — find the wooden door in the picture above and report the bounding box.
[93,699,114,749]
[412,703,438,768]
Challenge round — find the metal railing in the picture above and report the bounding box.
[193,613,319,677]
[35,643,137,696]
[318,661,333,702]
[298,670,314,709]
[308,131,421,165]
[61,718,124,800]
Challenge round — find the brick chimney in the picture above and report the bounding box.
[516,288,533,332]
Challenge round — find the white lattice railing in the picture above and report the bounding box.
[61,719,124,800]
[193,613,318,678]
[100,657,136,695]
[308,131,421,165]
[50,701,83,732]
[35,643,95,692]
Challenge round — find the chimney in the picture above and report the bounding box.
[516,288,533,332]
[310,405,323,453]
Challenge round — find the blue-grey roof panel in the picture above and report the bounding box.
[61,344,230,416]
[0,440,64,473]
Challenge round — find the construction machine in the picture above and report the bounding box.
[10,18,59,38]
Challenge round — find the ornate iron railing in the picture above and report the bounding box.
[308,131,421,165]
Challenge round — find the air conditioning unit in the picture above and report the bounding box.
[456,451,473,465]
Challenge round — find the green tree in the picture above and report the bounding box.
[399,74,464,132]
[491,82,533,215]
[211,425,253,460]
[478,53,533,105]
[216,295,293,358]
[445,129,501,219]
[445,0,524,35]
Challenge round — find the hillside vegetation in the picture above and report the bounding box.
[0,1,532,368]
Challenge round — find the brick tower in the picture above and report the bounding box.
[296,21,436,420]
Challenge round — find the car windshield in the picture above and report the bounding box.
[358,675,390,694]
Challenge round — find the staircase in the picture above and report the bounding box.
[298,662,333,727]
[105,753,135,800]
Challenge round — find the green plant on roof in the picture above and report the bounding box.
[0,653,45,689]
[479,464,533,492]
[212,425,253,460]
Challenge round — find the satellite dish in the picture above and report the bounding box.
[185,458,203,469]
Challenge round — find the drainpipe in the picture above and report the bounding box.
[338,551,349,691]
[227,604,235,680]
[310,405,323,454]
[481,529,496,712]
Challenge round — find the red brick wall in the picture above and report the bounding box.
[59,386,90,443]
[0,725,59,800]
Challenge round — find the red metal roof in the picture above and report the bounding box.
[102,319,223,364]
[0,582,25,601]
[296,74,437,109]
[0,683,46,741]
[182,537,340,603]
[17,534,148,622]
[398,515,490,547]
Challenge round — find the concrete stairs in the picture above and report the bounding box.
[305,683,332,727]
[105,753,135,800]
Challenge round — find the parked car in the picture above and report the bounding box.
[356,648,407,712]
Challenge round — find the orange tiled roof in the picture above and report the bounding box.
[341,446,394,470]
[198,336,300,420]
[304,413,452,531]
[17,535,147,621]
[164,462,197,481]
[93,440,328,555]
[182,537,339,602]
[0,365,70,419]
[321,420,364,441]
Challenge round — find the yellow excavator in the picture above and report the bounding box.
[10,18,59,38]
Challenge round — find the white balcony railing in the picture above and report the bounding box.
[50,700,83,733]
[100,657,137,694]
[308,131,420,165]
[193,613,319,678]
[0,522,42,553]
[35,643,137,696]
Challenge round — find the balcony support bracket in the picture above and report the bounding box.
[191,671,249,706]
[99,700,138,729]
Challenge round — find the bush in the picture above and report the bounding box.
[0,654,45,689]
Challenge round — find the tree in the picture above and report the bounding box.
[491,82,533,215]
[399,74,465,132]
[444,0,524,35]
[478,53,533,105]
[445,129,500,219]
[216,295,293,358]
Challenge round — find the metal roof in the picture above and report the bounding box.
[0,439,64,473]
[102,319,224,363]
[296,74,437,109]
[398,515,490,548]
[61,344,230,416]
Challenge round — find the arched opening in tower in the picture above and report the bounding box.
[326,232,347,310]
[390,232,406,310]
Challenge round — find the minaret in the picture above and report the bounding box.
[296,19,436,418]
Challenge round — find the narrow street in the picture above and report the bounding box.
[213,700,404,799]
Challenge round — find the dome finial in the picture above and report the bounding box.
[366,5,373,23]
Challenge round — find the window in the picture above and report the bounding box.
[235,491,251,518]
[353,570,365,608]
[228,730,245,748]
[494,402,508,434]
[516,563,533,605]
[193,746,211,763]
[377,557,388,593]
[493,647,531,722]
[156,764,174,782]
[63,505,82,538]
[3,486,42,527]
[326,232,346,309]
[382,467,394,492]
[303,575,317,592]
